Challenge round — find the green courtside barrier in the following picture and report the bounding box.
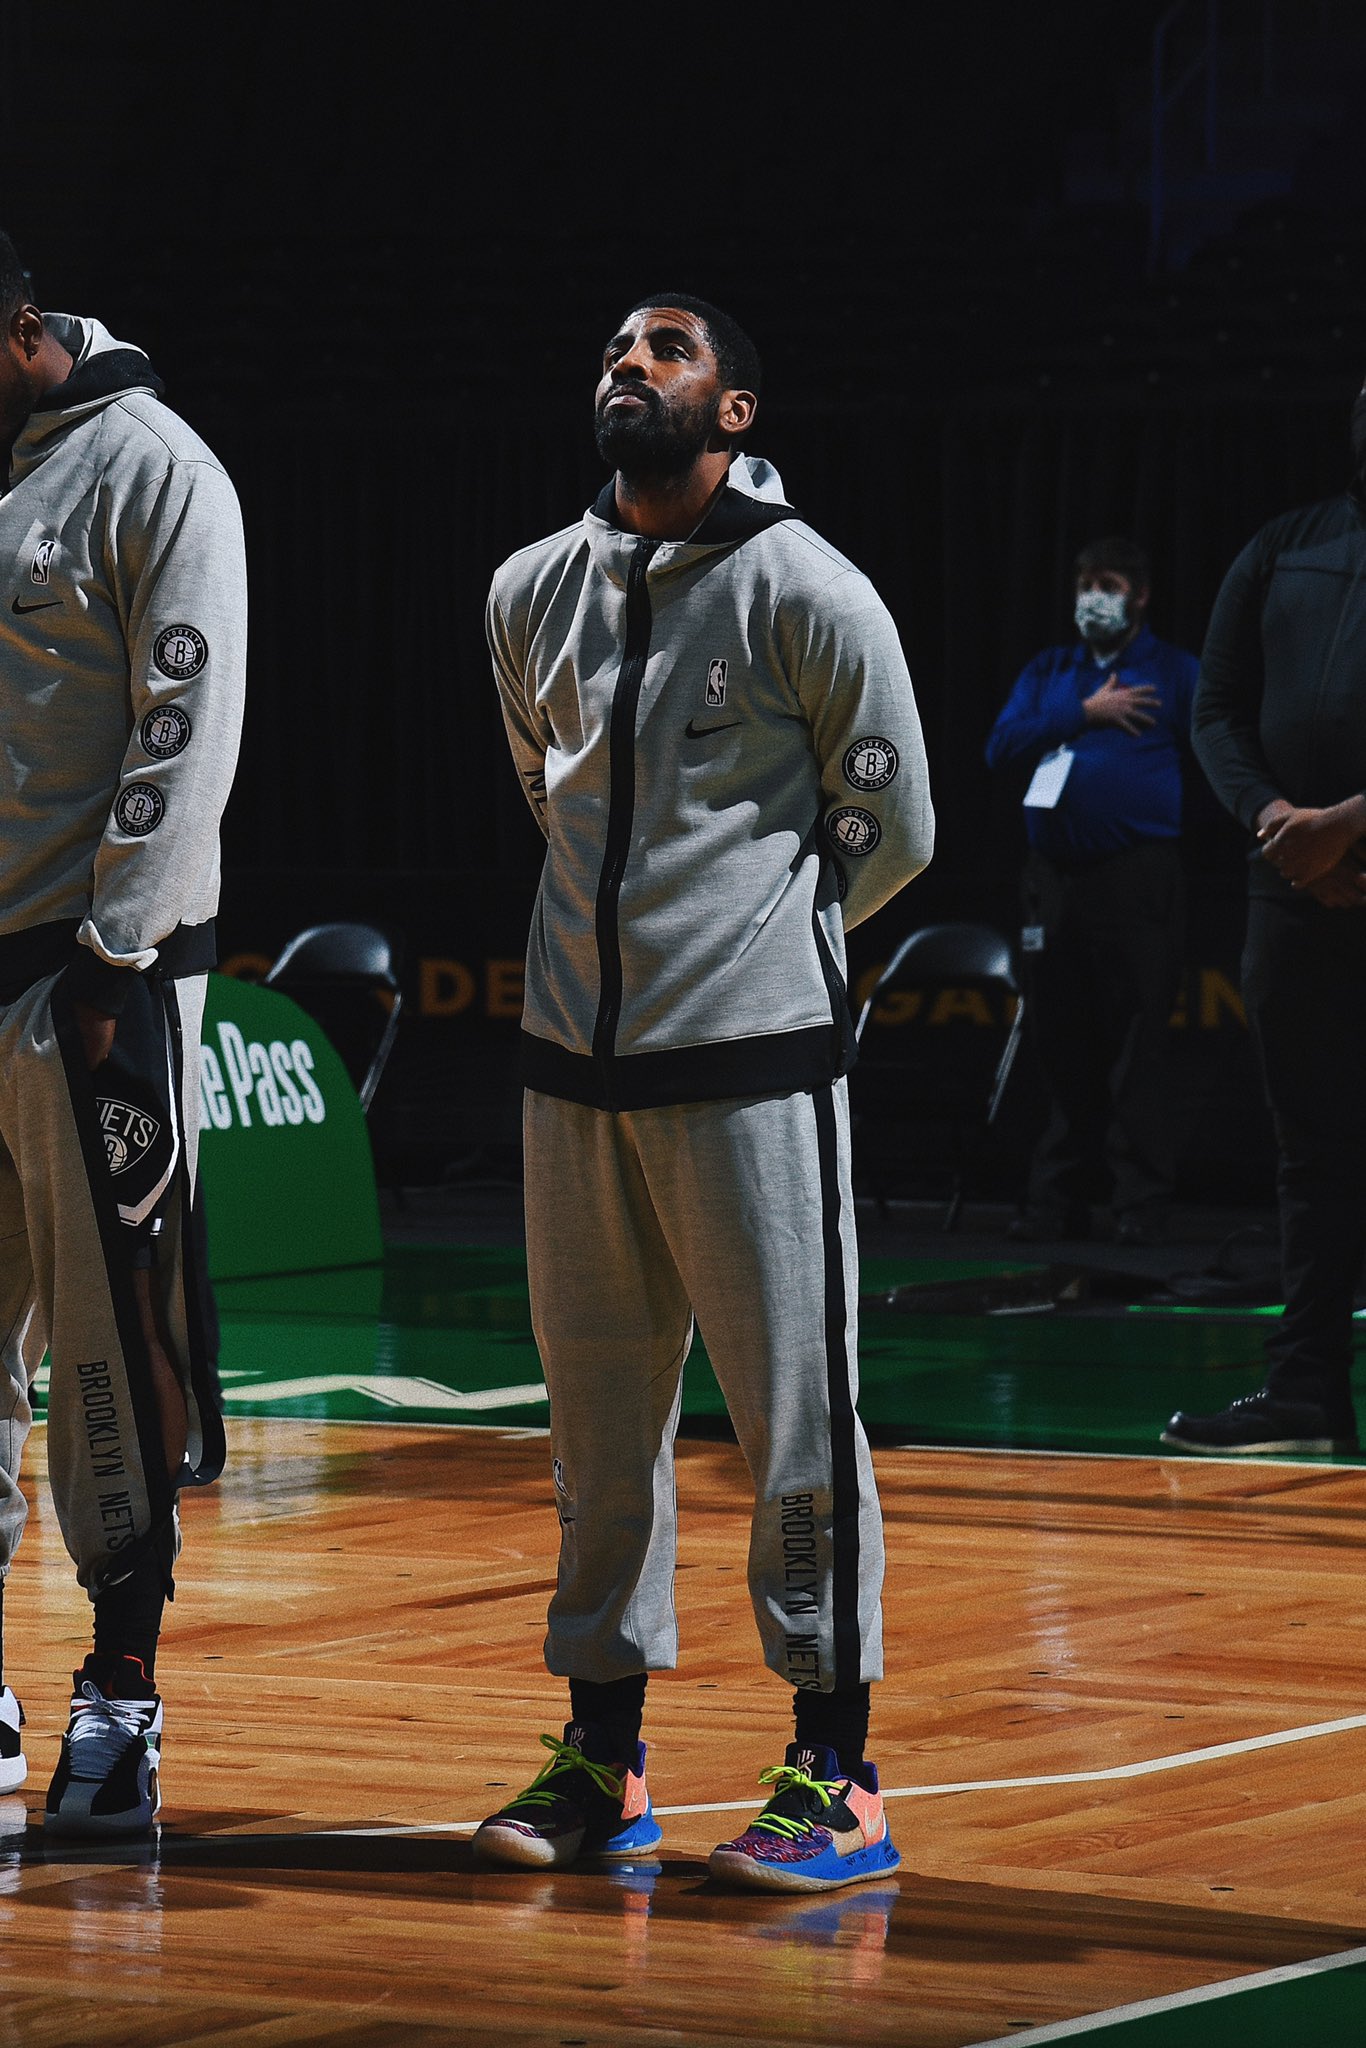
[196,973,382,1281]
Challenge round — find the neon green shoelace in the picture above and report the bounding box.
[507,1734,625,1812]
[748,1762,844,1840]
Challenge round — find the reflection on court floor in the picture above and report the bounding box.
[7,1241,1366,2043]
[5,1417,1366,2041]
[180,1243,1366,1455]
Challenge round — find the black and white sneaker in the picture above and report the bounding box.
[1161,1390,1359,1456]
[0,1687,25,1794]
[44,1657,162,1838]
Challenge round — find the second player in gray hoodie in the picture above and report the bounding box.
[0,233,246,1838]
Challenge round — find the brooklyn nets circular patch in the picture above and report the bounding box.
[843,736,899,791]
[115,783,165,836]
[140,704,191,759]
[827,806,881,857]
[153,624,208,679]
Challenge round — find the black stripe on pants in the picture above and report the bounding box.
[814,1083,861,1689]
[50,972,179,1589]
[163,984,225,1487]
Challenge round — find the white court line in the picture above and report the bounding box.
[197,1408,1366,1469]
[889,1439,1366,1470]
[28,1410,1365,1463]
[322,1706,1366,1837]
[966,1942,1366,2046]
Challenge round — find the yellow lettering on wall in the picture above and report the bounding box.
[486,958,525,1021]
[420,958,476,1017]
[1199,968,1246,1029]
[873,989,924,1025]
[853,966,883,1013]
[928,988,994,1026]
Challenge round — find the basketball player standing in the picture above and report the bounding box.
[475,295,932,1892]
[0,230,246,1834]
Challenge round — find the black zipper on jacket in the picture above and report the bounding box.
[591,537,657,1104]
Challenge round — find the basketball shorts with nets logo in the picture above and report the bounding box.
[0,960,223,1596]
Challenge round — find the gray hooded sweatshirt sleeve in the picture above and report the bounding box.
[0,315,247,1007]
[489,454,933,1112]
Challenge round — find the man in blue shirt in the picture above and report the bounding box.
[985,537,1199,1245]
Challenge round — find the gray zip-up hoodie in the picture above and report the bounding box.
[0,314,247,1007]
[489,454,933,1110]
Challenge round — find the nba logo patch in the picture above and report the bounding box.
[30,539,55,585]
[705,658,728,707]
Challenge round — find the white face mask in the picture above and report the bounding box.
[1074,588,1129,644]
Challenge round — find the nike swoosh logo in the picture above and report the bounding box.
[11,596,60,614]
[685,718,741,739]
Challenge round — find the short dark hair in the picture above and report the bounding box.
[619,292,762,399]
[1074,535,1150,588]
[0,229,32,322]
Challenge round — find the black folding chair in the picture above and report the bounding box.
[852,921,1025,1231]
[263,921,404,1113]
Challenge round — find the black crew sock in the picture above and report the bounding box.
[793,1683,872,1784]
[569,1673,648,1760]
[91,1551,166,1686]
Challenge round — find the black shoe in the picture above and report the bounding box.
[1161,1390,1358,1456]
[1006,1204,1089,1244]
[44,1657,162,1837]
[471,1722,662,1870]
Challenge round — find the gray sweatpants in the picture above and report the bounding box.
[524,1080,885,1693]
[0,969,214,1595]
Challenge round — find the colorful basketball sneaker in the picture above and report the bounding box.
[44,1656,162,1838]
[708,1742,901,1893]
[472,1722,662,1870]
[0,1688,25,1794]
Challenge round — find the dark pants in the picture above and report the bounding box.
[1243,894,1366,1415]
[1020,841,1184,1221]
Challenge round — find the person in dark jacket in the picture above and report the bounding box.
[985,538,1198,1245]
[1163,389,1366,1455]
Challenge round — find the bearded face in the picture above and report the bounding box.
[594,378,721,482]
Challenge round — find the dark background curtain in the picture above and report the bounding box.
[173,384,1349,1200]
[1,0,1363,1194]
[195,385,1352,903]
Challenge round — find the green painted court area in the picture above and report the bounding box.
[24,1238,1362,1458]
[995,1950,1366,2046]
[202,1242,1366,1457]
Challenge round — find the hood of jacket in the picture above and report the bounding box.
[585,453,797,585]
[10,314,164,479]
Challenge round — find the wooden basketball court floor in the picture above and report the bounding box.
[5,1387,1366,2048]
